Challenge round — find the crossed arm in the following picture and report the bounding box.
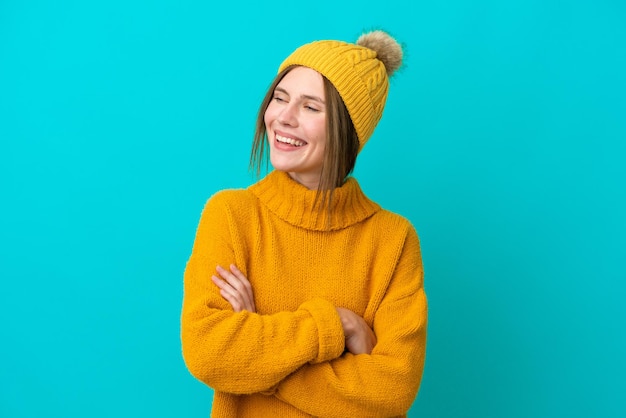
[206,259,427,416]
[211,264,377,355]
[182,195,426,416]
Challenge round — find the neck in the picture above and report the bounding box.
[287,171,321,190]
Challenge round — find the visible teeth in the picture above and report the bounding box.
[276,134,306,147]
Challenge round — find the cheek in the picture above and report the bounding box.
[310,134,327,164]
[264,103,278,129]
[312,120,327,148]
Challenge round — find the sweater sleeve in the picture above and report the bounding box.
[180,193,345,394]
[274,225,428,417]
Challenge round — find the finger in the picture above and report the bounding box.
[370,328,377,346]
[219,288,242,312]
[229,265,255,311]
[225,265,252,307]
[211,274,234,293]
[211,275,244,312]
[218,265,254,311]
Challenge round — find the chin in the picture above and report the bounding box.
[269,155,296,173]
[271,165,298,175]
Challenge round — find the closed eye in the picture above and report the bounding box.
[273,95,286,103]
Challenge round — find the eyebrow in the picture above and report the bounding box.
[274,87,325,104]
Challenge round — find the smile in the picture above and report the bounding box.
[276,134,306,147]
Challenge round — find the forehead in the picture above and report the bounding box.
[276,66,325,98]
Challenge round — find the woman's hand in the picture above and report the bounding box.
[211,264,256,313]
[335,307,377,355]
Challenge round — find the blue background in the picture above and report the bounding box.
[1,1,625,417]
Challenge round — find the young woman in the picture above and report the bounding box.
[181,30,428,417]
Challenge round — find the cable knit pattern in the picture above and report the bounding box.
[278,40,387,148]
[181,171,427,418]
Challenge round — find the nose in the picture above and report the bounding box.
[277,103,298,126]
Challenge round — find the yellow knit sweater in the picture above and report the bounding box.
[181,170,427,418]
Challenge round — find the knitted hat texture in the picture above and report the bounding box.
[278,30,403,149]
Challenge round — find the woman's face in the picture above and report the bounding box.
[265,66,327,189]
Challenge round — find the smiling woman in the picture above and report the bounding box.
[181,30,427,418]
[252,62,361,208]
[265,67,328,190]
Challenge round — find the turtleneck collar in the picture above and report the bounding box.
[249,170,380,231]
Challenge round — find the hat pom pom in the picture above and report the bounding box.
[356,30,403,77]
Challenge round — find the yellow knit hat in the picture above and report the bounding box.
[278,30,403,150]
